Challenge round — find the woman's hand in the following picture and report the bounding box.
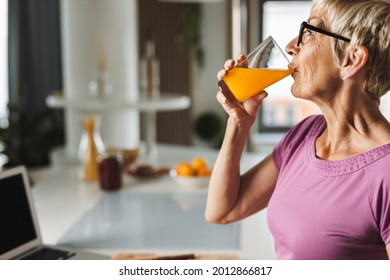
[217,54,268,122]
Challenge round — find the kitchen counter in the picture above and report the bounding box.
[30,144,275,259]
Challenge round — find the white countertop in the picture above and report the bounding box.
[30,144,275,259]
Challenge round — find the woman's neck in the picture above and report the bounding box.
[315,92,390,160]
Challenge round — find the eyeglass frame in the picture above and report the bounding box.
[297,21,351,47]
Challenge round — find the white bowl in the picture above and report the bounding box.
[170,170,210,188]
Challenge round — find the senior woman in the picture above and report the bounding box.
[205,0,390,260]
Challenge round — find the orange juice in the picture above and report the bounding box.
[218,68,293,105]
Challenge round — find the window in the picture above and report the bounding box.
[258,1,320,132]
[0,0,8,125]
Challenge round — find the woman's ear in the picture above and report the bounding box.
[340,45,368,80]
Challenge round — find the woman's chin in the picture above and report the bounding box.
[290,85,300,98]
[290,83,311,99]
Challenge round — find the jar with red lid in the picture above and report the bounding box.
[98,152,123,191]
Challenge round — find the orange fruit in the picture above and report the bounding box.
[175,162,194,176]
[197,165,212,176]
[191,157,208,175]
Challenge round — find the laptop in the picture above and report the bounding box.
[0,166,109,260]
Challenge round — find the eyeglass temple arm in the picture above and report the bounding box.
[303,22,351,43]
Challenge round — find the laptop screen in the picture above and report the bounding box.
[0,172,38,255]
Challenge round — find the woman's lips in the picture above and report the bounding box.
[288,64,298,78]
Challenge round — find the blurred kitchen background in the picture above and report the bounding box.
[1,0,389,169]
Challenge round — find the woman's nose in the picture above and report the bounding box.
[285,37,299,57]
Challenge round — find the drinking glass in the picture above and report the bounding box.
[218,36,293,106]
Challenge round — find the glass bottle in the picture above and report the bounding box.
[139,40,160,164]
[140,40,160,98]
[88,52,113,98]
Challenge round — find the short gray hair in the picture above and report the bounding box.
[312,0,390,99]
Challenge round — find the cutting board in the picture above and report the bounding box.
[112,253,239,260]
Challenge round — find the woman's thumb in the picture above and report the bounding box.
[254,90,268,104]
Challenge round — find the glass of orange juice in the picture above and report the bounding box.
[218,36,293,106]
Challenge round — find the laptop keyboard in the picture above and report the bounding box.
[22,247,76,260]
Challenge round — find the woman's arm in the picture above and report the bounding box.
[387,243,390,259]
[205,143,278,224]
[205,55,278,224]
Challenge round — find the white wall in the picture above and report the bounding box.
[61,0,139,159]
[381,93,390,121]
[191,0,261,146]
[191,2,228,145]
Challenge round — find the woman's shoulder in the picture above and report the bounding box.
[296,114,324,131]
[369,148,390,177]
[273,115,324,169]
[282,114,325,143]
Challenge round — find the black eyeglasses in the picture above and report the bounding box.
[297,21,351,46]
